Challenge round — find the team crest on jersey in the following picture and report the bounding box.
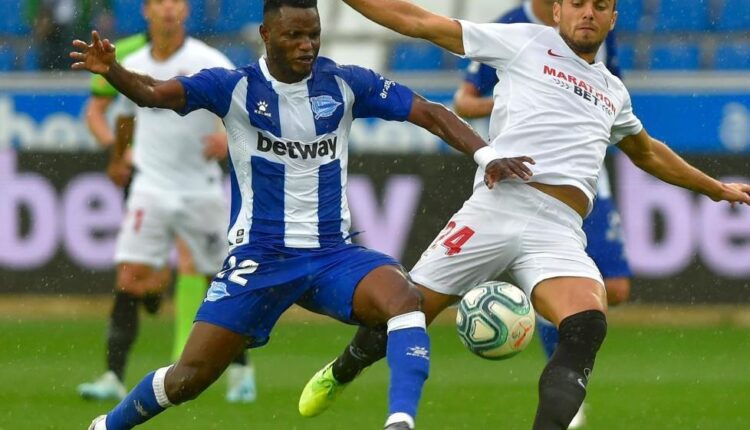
[310,95,341,120]
[254,100,272,118]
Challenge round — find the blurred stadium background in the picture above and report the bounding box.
[1,0,749,429]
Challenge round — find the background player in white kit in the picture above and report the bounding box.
[76,0,256,405]
[298,0,750,428]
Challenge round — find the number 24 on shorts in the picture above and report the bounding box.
[216,255,259,286]
[433,221,475,256]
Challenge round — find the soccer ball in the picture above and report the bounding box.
[456,281,535,360]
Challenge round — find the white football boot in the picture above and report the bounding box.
[77,371,127,401]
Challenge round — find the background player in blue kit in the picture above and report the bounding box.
[454,4,630,425]
[71,0,535,429]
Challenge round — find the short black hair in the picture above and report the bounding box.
[263,0,317,16]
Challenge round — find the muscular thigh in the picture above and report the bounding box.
[531,277,607,326]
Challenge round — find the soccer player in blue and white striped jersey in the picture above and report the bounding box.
[71,1,534,429]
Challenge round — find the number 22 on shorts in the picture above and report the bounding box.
[216,255,259,286]
[432,221,475,256]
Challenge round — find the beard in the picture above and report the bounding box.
[559,30,602,57]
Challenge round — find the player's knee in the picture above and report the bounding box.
[164,362,215,404]
[385,285,423,318]
[115,268,144,296]
[558,309,607,353]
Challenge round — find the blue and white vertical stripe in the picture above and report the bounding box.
[176,56,413,249]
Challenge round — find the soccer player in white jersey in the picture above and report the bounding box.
[76,0,256,406]
[296,0,750,428]
[453,1,630,426]
[70,0,535,428]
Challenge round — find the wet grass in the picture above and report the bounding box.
[1,314,749,429]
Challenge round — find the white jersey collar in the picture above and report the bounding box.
[259,56,313,89]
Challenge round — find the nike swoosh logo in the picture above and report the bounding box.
[547,49,565,58]
[577,378,586,389]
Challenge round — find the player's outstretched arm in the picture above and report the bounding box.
[618,129,750,205]
[70,31,187,112]
[407,94,534,187]
[343,0,464,54]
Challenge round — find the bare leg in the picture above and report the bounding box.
[94,322,249,430]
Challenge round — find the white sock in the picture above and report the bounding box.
[152,365,174,408]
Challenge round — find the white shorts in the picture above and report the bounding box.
[409,182,603,298]
[115,191,228,274]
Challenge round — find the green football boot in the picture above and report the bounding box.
[298,361,349,417]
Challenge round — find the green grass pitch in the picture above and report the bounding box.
[1,313,749,429]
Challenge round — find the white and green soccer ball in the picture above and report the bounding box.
[456,281,535,360]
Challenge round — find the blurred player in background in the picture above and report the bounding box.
[453,0,632,426]
[76,0,256,404]
[298,0,750,428]
[71,0,535,428]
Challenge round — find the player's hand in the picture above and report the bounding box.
[710,182,750,207]
[483,156,535,189]
[107,159,132,188]
[203,132,229,160]
[70,30,116,74]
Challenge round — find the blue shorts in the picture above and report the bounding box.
[583,196,632,279]
[195,243,400,348]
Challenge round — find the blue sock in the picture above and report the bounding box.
[105,366,173,430]
[385,311,430,427]
[537,318,560,360]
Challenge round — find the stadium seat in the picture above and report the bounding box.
[211,0,263,33]
[317,0,338,23]
[0,0,30,36]
[334,2,392,36]
[324,40,387,72]
[617,42,637,70]
[613,0,643,31]
[0,46,15,71]
[220,44,255,68]
[716,0,750,31]
[390,41,445,71]
[460,0,518,23]
[186,0,207,35]
[410,0,456,17]
[19,46,40,71]
[714,42,750,70]
[649,42,701,70]
[654,0,712,31]
[114,0,147,36]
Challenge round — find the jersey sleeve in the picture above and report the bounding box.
[343,66,414,121]
[175,67,243,118]
[463,61,499,96]
[610,91,643,144]
[458,21,543,70]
